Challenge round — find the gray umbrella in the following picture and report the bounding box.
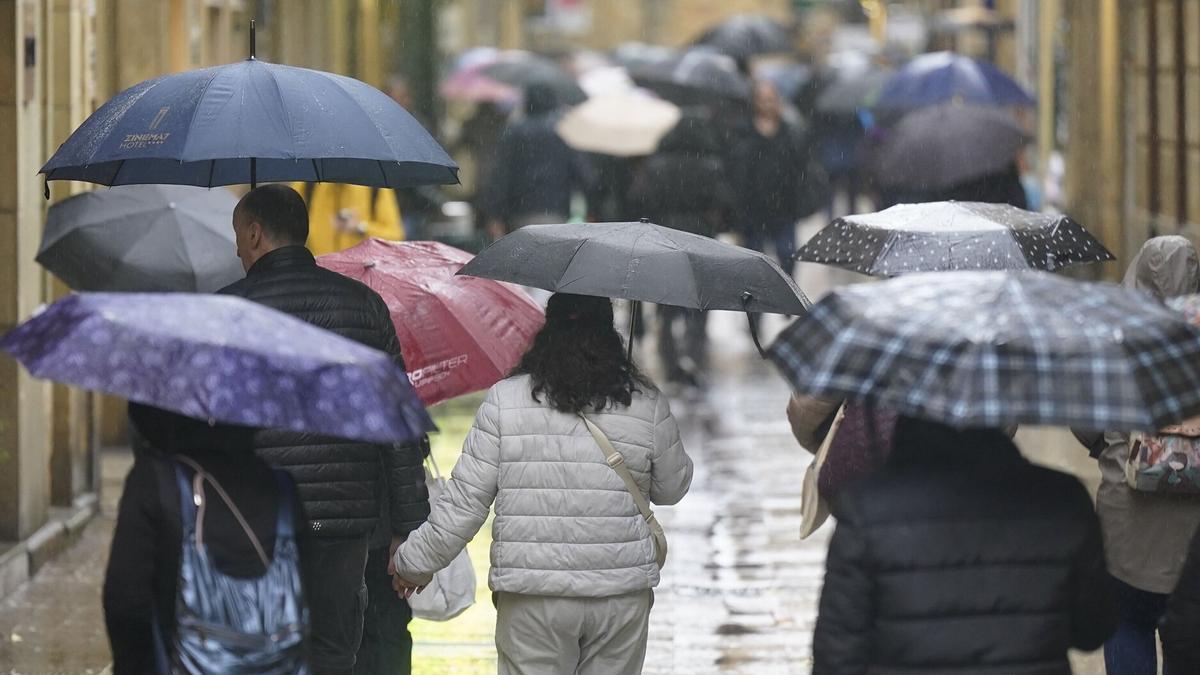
[458,221,810,354]
[38,185,244,292]
[875,104,1030,190]
[459,220,808,313]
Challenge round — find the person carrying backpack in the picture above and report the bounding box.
[1073,236,1200,675]
[104,404,308,674]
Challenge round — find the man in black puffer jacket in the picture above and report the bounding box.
[220,184,429,675]
[813,416,1115,674]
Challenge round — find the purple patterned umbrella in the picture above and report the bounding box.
[0,293,433,443]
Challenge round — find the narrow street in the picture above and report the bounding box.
[0,237,1118,674]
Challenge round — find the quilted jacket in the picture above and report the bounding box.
[393,374,693,597]
[219,245,429,539]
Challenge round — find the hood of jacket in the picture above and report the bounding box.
[1124,235,1200,300]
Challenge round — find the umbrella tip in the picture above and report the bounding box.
[639,217,649,224]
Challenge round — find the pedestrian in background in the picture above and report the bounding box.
[104,404,307,674]
[628,115,732,387]
[729,80,823,278]
[1073,235,1200,675]
[483,82,593,238]
[219,185,429,674]
[296,182,405,256]
[813,416,1114,673]
[392,293,693,675]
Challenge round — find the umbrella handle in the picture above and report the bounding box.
[741,292,767,359]
[627,300,640,361]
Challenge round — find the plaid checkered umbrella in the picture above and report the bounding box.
[769,271,1200,430]
[794,202,1114,276]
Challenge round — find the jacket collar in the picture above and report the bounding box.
[246,245,316,277]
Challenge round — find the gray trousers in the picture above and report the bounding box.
[494,591,653,675]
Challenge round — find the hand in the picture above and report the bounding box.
[387,535,403,576]
[335,208,362,234]
[391,573,426,600]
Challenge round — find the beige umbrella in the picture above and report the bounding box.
[555,91,681,157]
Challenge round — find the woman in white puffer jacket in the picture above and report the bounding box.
[392,292,693,675]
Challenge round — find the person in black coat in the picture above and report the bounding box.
[729,80,825,277]
[813,416,1115,674]
[482,82,593,237]
[628,115,733,385]
[219,184,428,675]
[104,404,307,674]
[1161,523,1200,672]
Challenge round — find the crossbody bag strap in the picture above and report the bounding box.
[175,455,271,571]
[578,415,655,520]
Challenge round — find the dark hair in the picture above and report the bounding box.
[235,184,309,245]
[513,293,647,413]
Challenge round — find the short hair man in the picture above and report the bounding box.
[222,184,429,674]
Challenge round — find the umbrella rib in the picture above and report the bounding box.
[262,64,299,158]
[177,66,229,162]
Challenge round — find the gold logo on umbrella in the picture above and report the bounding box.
[149,107,170,130]
[119,107,172,149]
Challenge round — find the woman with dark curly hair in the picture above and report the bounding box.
[392,292,693,674]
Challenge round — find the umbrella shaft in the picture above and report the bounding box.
[627,300,640,361]
[250,157,257,189]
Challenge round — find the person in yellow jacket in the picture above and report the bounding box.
[294,182,405,255]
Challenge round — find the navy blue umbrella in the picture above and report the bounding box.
[41,29,457,190]
[876,51,1034,110]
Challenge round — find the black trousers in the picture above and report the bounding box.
[355,546,414,674]
[302,535,370,675]
[657,305,707,380]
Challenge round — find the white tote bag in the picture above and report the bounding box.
[407,455,477,621]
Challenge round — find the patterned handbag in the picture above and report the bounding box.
[1127,417,1200,494]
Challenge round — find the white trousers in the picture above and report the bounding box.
[494,591,653,675]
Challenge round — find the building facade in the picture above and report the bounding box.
[0,0,388,598]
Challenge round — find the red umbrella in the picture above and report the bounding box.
[318,239,544,405]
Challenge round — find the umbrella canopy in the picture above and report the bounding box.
[41,58,458,189]
[876,51,1035,109]
[691,14,794,60]
[814,66,891,115]
[769,271,1200,430]
[0,293,433,443]
[555,92,681,157]
[630,50,752,106]
[37,185,244,293]
[874,104,1029,190]
[457,221,809,315]
[481,54,587,106]
[440,65,520,104]
[317,239,544,406]
[795,201,1114,276]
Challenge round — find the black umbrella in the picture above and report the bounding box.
[38,185,244,292]
[481,55,587,106]
[794,201,1114,276]
[630,50,751,106]
[875,105,1029,191]
[457,220,809,355]
[769,271,1200,430]
[692,15,794,61]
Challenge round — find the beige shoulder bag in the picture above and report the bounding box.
[579,415,668,569]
